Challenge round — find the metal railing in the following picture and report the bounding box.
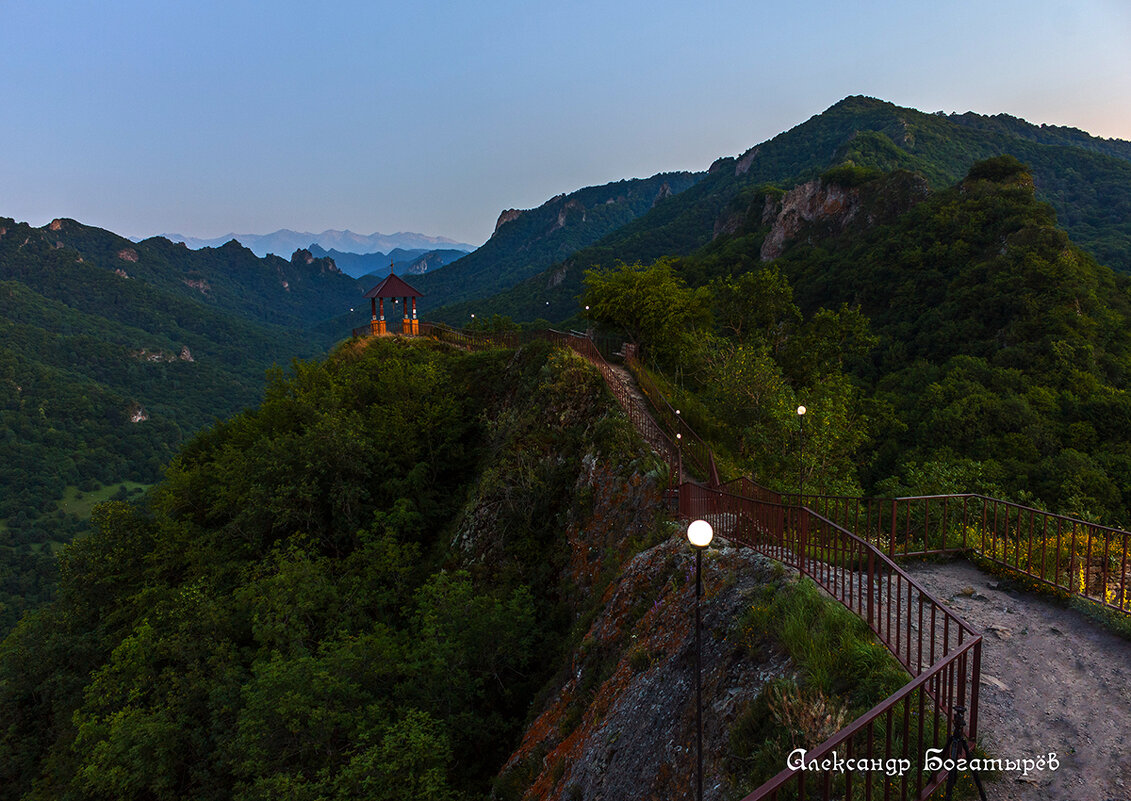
[681,484,982,800]
[624,356,720,486]
[775,489,1131,616]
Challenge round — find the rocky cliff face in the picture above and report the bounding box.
[450,348,667,599]
[289,247,340,274]
[759,172,929,261]
[496,208,525,233]
[436,348,794,800]
[496,536,791,801]
[759,180,858,261]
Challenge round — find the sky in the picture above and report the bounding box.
[1,0,1129,246]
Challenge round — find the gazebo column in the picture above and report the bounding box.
[409,296,422,332]
[375,297,387,335]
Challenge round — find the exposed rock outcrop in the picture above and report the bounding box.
[498,536,790,801]
[131,347,195,363]
[759,180,856,261]
[734,146,760,177]
[183,278,210,295]
[708,156,734,174]
[496,208,525,233]
[289,248,340,274]
[712,208,746,241]
[551,199,586,232]
[759,172,929,261]
[128,402,148,423]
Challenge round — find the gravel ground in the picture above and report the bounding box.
[904,559,1131,801]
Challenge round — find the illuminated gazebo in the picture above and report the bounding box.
[362,272,423,336]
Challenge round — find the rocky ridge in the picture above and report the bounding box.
[498,536,791,801]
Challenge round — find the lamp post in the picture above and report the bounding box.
[796,405,806,505]
[676,409,682,480]
[687,518,714,801]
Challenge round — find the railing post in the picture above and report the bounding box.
[799,509,809,575]
[969,637,982,741]
[889,499,898,559]
[867,548,875,630]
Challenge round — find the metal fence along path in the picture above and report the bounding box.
[784,490,1131,617]
[681,485,982,800]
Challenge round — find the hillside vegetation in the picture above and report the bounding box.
[580,157,1131,526]
[0,217,365,631]
[0,337,669,800]
[449,96,1131,324]
[418,171,702,318]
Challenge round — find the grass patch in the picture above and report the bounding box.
[725,575,909,798]
[56,482,151,520]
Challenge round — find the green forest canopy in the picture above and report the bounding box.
[582,158,1131,526]
[0,337,666,801]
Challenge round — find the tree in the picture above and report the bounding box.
[582,259,710,365]
[711,267,801,351]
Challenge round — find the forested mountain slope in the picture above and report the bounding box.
[415,171,702,316]
[43,218,362,328]
[444,96,1131,324]
[0,216,367,631]
[577,157,1131,527]
[0,337,669,800]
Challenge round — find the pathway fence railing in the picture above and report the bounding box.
[769,488,1131,616]
[681,484,982,800]
[624,356,720,486]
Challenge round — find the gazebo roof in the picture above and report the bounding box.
[363,272,424,299]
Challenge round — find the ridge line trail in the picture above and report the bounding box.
[904,559,1131,801]
[600,355,1131,797]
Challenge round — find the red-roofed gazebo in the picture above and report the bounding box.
[362,271,424,336]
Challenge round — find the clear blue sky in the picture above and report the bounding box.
[2,0,1128,245]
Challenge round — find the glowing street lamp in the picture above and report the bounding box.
[687,518,713,801]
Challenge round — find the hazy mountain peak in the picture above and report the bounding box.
[153,228,479,258]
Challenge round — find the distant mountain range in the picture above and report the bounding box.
[155,228,479,258]
[307,245,469,280]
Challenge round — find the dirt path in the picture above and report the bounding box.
[605,363,695,485]
[903,559,1131,801]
